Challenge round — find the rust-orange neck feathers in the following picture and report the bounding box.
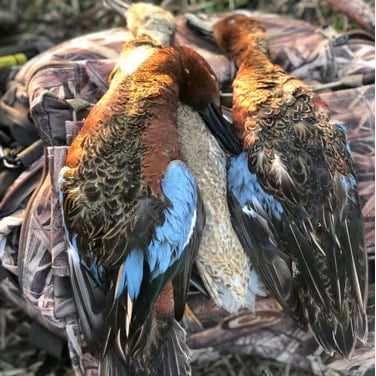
[214,15,269,67]
[213,15,312,143]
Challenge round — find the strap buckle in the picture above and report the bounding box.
[0,145,22,169]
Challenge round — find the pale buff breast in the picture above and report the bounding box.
[177,103,264,313]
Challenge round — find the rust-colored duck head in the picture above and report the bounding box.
[213,14,269,65]
[61,44,223,374]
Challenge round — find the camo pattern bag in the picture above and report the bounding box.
[0,28,130,375]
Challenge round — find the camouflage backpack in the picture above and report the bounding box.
[0,27,131,375]
[0,11,374,375]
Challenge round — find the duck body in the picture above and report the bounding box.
[213,15,368,357]
[112,2,264,314]
[60,44,226,375]
[177,103,264,312]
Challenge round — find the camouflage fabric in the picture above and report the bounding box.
[0,10,374,376]
[179,11,375,85]
[0,28,129,376]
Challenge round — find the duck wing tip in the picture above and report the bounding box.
[200,102,242,156]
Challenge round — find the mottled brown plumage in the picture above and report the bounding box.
[61,45,221,375]
[213,14,368,357]
[177,103,265,313]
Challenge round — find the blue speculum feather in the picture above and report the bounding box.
[116,248,144,300]
[228,152,284,220]
[147,160,197,279]
[116,160,198,301]
[340,173,357,193]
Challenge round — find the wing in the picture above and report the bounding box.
[228,122,368,357]
[59,167,106,354]
[227,152,307,327]
[284,167,367,356]
[172,188,205,321]
[307,121,368,354]
[64,233,107,352]
[108,160,204,359]
[199,102,242,155]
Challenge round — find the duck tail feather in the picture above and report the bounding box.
[99,348,128,376]
[149,318,191,376]
[309,310,358,358]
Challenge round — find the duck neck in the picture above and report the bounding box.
[140,46,220,112]
[235,43,274,75]
[231,44,286,140]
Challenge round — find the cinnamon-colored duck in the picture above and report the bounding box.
[210,14,368,357]
[105,1,264,314]
[59,44,229,375]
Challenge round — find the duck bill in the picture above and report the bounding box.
[184,13,215,40]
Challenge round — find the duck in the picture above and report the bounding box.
[104,0,176,79]
[209,14,368,357]
[58,3,179,368]
[178,102,265,313]
[59,44,231,375]
[106,1,265,314]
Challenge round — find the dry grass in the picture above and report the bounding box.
[0,297,74,376]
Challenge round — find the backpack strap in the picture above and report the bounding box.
[1,138,43,169]
[0,149,43,218]
[0,263,14,282]
[29,320,67,360]
[0,83,38,146]
[65,97,93,121]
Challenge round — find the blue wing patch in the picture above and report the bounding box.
[115,248,144,300]
[147,160,198,279]
[115,160,199,302]
[340,174,357,193]
[228,152,284,220]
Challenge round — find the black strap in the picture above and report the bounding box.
[29,320,67,360]
[1,139,44,170]
[0,263,12,281]
[0,158,43,217]
[0,100,38,147]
